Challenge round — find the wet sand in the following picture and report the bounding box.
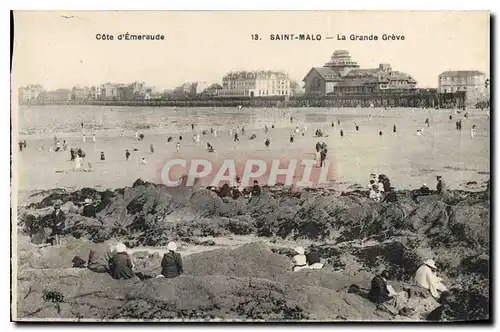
[16,107,489,201]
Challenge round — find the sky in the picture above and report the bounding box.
[12,11,490,91]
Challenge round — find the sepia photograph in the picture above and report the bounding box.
[10,10,491,322]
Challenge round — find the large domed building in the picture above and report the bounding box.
[303,50,417,96]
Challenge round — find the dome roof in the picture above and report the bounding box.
[325,50,360,68]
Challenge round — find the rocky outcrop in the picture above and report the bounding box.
[15,180,490,321]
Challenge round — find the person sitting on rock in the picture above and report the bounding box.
[109,243,135,280]
[419,183,431,195]
[369,184,382,202]
[81,198,97,218]
[382,187,398,203]
[378,174,391,193]
[369,270,412,316]
[159,242,183,278]
[415,259,448,299]
[305,245,323,270]
[292,246,308,272]
[250,180,261,197]
[87,242,115,273]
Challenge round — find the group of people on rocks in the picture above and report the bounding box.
[368,173,396,203]
[81,241,183,281]
[366,259,448,316]
[211,179,262,200]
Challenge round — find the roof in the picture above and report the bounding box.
[335,78,379,87]
[439,70,485,77]
[303,67,340,82]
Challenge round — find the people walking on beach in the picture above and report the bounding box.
[355,124,359,132]
[234,133,239,142]
[416,129,422,136]
[265,138,270,148]
[109,243,135,280]
[331,121,335,128]
[100,151,105,162]
[167,136,173,143]
[18,141,24,152]
[92,133,96,143]
[242,127,246,135]
[191,123,195,131]
[379,130,383,136]
[51,203,66,246]
[214,129,217,137]
[425,118,430,127]
[196,133,200,143]
[159,242,183,279]
[82,134,86,143]
[70,148,75,161]
[63,140,68,151]
[470,125,476,138]
[176,142,181,153]
[135,130,139,139]
[74,155,82,171]
[289,133,294,144]
[81,122,84,130]
[449,115,453,121]
[179,134,183,141]
[141,157,147,165]
[393,125,397,133]
[264,125,269,134]
[320,148,327,167]
[125,149,130,161]
[192,134,197,146]
[150,144,155,153]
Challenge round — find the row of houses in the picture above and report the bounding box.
[18,82,166,103]
[18,49,489,105]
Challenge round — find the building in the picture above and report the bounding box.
[89,86,103,100]
[438,70,487,105]
[18,84,45,102]
[194,82,210,95]
[303,50,417,96]
[41,89,71,102]
[71,86,90,100]
[220,71,291,97]
[101,83,121,100]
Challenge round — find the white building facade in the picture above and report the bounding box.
[220,71,291,97]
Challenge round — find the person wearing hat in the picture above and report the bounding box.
[292,246,308,272]
[160,242,183,278]
[81,198,96,218]
[415,259,448,299]
[419,183,431,196]
[50,203,66,245]
[109,243,135,280]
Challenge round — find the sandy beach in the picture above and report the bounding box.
[16,106,490,198]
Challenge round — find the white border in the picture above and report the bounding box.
[3,1,497,331]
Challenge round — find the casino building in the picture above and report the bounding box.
[303,50,417,96]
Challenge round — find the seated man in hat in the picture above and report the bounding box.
[81,198,97,218]
[415,259,448,299]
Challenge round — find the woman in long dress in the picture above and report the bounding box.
[74,155,82,171]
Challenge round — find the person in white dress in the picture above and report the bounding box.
[74,155,82,171]
[92,133,96,143]
[82,134,86,143]
[176,142,180,153]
